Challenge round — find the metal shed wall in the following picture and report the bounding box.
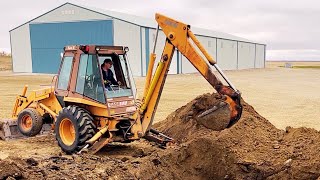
[113,19,142,76]
[10,2,266,75]
[238,42,255,69]
[148,29,178,75]
[10,24,33,73]
[255,44,265,68]
[181,35,217,74]
[30,20,113,73]
[141,27,147,76]
[32,3,108,23]
[217,39,237,70]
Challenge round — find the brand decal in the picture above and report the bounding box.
[164,19,178,28]
[108,100,134,107]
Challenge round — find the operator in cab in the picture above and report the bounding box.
[101,59,119,89]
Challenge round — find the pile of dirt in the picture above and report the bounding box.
[152,93,320,179]
[155,93,235,143]
[1,93,320,179]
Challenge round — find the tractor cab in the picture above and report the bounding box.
[55,45,137,116]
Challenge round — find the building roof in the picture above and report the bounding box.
[81,3,260,44]
[10,2,264,45]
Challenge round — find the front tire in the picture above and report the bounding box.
[55,106,96,154]
[17,108,43,137]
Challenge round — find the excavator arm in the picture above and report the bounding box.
[130,13,242,141]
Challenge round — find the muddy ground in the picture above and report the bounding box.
[1,93,320,179]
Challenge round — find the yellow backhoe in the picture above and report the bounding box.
[0,13,242,154]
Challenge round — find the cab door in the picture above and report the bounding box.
[74,54,106,104]
[55,52,75,97]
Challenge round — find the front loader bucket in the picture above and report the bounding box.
[0,119,23,140]
[0,119,52,141]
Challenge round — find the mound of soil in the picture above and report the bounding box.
[152,93,320,179]
[1,93,320,179]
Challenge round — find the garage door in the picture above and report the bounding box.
[30,20,113,73]
[255,44,265,68]
[238,42,255,69]
[216,39,237,70]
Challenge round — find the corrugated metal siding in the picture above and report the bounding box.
[141,27,146,76]
[238,42,255,69]
[148,29,177,74]
[177,51,181,74]
[30,20,113,73]
[10,2,266,75]
[145,28,150,76]
[113,19,142,76]
[82,3,260,44]
[217,39,237,70]
[10,24,33,72]
[255,44,265,68]
[32,3,109,23]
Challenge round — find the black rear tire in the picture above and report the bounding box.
[55,105,96,154]
[17,108,43,137]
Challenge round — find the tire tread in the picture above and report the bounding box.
[55,105,96,154]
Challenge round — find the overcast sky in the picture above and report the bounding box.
[1,0,320,61]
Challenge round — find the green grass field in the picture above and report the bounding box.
[0,56,12,71]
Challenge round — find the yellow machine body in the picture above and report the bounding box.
[1,13,242,154]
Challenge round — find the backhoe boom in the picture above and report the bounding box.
[132,13,243,138]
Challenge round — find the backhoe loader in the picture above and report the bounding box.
[0,13,242,154]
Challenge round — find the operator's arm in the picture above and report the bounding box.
[108,70,119,85]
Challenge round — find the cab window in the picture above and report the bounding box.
[75,54,88,94]
[98,54,134,98]
[58,56,73,90]
[76,54,106,103]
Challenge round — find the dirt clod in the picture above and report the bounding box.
[49,165,60,170]
[26,158,38,166]
[0,160,23,179]
[1,93,320,179]
[151,158,161,166]
[121,157,129,162]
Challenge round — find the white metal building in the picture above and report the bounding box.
[10,3,266,76]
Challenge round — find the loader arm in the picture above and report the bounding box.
[131,13,242,139]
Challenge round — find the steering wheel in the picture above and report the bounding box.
[107,84,124,93]
[85,74,95,89]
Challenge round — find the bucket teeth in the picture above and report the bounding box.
[195,101,231,131]
[197,102,227,118]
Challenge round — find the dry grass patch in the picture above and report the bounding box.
[0,75,54,119]
[0,56,12,71]
[0,65,319,131]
